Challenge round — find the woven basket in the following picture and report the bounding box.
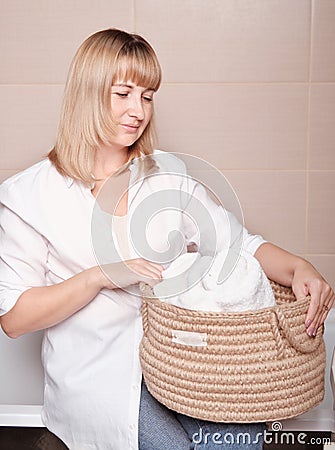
[139,281,326,423]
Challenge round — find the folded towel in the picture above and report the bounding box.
[153,250,276,312]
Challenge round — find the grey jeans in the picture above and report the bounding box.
[139,381,266,450]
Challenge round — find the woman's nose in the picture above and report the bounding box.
[128,96,144,120]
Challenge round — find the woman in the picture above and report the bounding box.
[0,28,333,450]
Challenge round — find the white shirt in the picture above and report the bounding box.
[112,215,131,260]
[0,151,265,450]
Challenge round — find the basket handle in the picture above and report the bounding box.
[141,297,149,335]
[274,306,323,354]
[140,282,153,336]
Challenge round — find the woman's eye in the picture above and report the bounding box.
[115,92,128,97]
[143,96,153,102]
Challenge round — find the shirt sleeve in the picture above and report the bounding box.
[226,208,266,255]
[0,203,48,316]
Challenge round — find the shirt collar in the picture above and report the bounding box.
[64,176,74,188]
[63,158,137,189]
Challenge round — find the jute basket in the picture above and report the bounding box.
[139,281,326,423]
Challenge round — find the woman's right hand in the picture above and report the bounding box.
[98,258,164,290]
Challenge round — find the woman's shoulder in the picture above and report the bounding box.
[0,158,66,208]
[151,149,187,175]
[1,158,54,188]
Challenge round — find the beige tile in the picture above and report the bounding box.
[309,84,335,169]
[307,172,335,253]
[155,84,308,169]
[223,171,306,254]
[306,255,335,290]
[311,0,335,81]
[136,0,310,82]
[0,0,133,84]
[0,86,63,170]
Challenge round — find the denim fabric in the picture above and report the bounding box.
[139,382,266,450]
[138,381,193,450]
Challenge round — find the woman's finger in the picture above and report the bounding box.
[125,259,163,280]
[306,284,334,335]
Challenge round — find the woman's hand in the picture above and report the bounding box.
[291,260,334,336]
[255,242,334,336]
[98,258,164,290]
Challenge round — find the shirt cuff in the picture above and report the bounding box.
[0,287,27,316]
[244,235,267,256]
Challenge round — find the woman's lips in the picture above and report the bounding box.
[121,124,140,133]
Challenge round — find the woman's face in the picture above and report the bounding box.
[110,80,155,150]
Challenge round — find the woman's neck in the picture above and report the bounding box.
[93,144,129,180]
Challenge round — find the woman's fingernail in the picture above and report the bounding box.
[305,319,311,328]
[313,328,317,337]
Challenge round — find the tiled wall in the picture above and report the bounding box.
[1,0,334,288]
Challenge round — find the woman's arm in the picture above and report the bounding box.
[254,242,334,336]
[0,266,104,339]
[0,259,162,339]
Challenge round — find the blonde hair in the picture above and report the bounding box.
[48,28,162,183]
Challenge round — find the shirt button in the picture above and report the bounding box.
[129,424,135,430]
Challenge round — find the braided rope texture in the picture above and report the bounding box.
[139,281,326,422]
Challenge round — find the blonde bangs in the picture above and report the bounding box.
[113,43,162,91]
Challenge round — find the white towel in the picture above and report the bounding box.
[153,250,276,312]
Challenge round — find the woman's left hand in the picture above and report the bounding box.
[291,260,334,336]
[255,243,334,336]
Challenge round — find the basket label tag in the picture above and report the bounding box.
[171,330,207,347]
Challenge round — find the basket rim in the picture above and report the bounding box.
[141,284,310,319]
